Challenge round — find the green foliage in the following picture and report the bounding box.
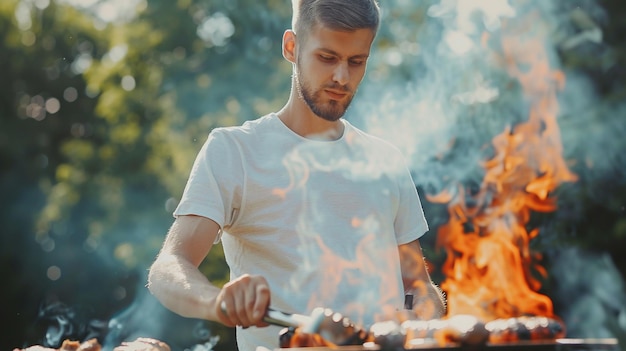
[1,0,293,349]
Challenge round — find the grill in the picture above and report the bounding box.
[277,337,619,350]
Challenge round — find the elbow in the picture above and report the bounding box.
[146,266,156,294]
[146,256,167,296]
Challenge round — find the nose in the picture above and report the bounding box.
[332,62,349,86]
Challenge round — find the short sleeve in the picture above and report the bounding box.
[173,129,243,229]
[394,164,429,245]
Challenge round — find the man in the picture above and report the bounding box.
[147,1,446,350]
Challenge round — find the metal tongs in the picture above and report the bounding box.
[221,303,368,346]
[263,307,370,346]
[263,307,312,328]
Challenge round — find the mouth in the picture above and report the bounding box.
[324,89,348,100]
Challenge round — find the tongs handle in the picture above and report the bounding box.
[220,302,311,328]
[264,308,311,328]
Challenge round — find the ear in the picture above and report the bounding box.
[282,29,296,64]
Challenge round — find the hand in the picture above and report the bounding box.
[216,274,271,328]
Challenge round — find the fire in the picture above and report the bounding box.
[428,10,578,322]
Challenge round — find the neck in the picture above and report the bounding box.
[276,83,345,141]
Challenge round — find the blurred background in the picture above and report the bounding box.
[1,0,625,350]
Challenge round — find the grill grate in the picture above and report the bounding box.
[276,338,620,351]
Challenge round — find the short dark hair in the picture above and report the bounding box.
[291,0,381,38]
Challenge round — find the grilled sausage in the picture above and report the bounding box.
[279,326,332,348]
[399,314,489,346]
[486,316,566,343]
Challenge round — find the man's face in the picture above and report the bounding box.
[294,25,375,121]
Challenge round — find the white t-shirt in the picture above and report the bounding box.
[174,113,428,351]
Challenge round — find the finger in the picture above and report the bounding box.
[239,281,258,327]
[235,295,253,327]
[225,275,254,326]
[218,296,237,327]
[252,279,271,327]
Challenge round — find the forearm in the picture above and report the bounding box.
[399,239,447,319]
[406,281,447,319]
[147,254,222,322]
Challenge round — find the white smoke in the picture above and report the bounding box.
[348,0,626,341]
[550,247,626,340]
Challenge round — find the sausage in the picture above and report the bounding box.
[486,316,566,344]
[369,321,406,349]
[280,314,566,348]
[399,314,489,346]
[279,326,332,348]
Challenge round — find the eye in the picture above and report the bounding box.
[319,54,335,62]
[349,59,366,66]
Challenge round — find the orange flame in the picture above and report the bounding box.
[429,11,577,322]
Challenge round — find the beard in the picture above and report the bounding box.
[294,62,355,122]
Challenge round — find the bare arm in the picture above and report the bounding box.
[147,215,270,327]
[399,239,447,319]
